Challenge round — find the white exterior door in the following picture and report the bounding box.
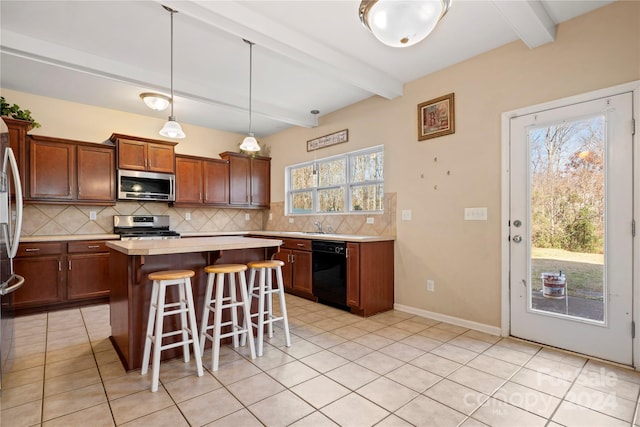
[509,92,634,365]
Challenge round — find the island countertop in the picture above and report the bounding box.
[106,235,283,256]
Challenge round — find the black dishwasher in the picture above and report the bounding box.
[312,240,348,310]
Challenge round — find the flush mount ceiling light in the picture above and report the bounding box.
[359,0,451,48]
[139,92,171,111]
[239,39,260,152]
[159,5,185,139]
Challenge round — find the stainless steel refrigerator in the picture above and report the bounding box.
[0,118,25,396]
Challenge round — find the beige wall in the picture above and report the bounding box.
[2,2,638,327]
[262,1,640,327]
[0,88,242,158]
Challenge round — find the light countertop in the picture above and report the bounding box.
[21,231,395,244]
[106,235,282,256]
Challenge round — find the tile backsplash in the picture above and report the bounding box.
[21,202,265,237]
[21,192,396,237]
[265,193,396,236]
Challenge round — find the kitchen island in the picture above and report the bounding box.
[106,236,282,371]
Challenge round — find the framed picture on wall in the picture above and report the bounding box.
[418,93,455,141]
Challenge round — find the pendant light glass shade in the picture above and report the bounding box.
[359,0,451,48]
[240,40,260,152]
[159,5,185,139]
[239,133,260,152]
[159,116,186,139]
[140,92,171,111]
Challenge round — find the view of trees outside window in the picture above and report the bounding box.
[529,115,605,319]
[287,146,384,214]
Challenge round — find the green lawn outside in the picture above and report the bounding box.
[531,247,604,299]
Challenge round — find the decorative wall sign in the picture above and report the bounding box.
[307,129,348,151]
[418,93,455,141]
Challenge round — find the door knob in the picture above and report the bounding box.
[512,235,522,243]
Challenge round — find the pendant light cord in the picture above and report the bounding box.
[164,5,177,119]
[244,39,255,136]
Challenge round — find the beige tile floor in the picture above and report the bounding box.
[2,294,640,426]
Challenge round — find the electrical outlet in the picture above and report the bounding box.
[185,212,191,221]
[245,213,250,221]
[427,279,435,292]
[366,217,374,224]
[89,211,97,221]
[269,213,273,220]
[401,210,412,221]
[289,218,295,223]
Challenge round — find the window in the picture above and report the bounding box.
[286,145,384,215]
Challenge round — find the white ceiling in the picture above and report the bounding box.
[0,0,613,138]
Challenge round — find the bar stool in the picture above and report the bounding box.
[199,264,256,371]
[141,270,203,392]
[242,260,291,356]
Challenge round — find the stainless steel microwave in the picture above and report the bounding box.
[117,169,175,202]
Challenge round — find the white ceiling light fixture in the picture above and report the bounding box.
[359,0,451,48]
[159,5,185,139]
[139,92,171,111]
[239,39,260,152]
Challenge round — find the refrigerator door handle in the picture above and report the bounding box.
[0,274,24,296]
[3,148,23,259]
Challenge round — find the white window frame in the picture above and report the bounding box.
[285,145,384,215]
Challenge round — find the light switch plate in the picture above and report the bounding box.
[185,212,191,221]
[464,207,488,221]
[401,210,412,221]
[366,217,374,224]
[245,213,250,221]
[89,211,97,221]
[289,218,294,223]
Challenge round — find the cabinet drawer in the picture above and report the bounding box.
[17,242,64,257]
[281,238,312,251]
[68,241,108,253]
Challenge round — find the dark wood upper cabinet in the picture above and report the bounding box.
[175,155,203,204]
[77,144,115,202]
[203,159,229,205]
[29,136,75,200]
[175,155,230,206]
[3,117,32,195]
[219,151,270,208]
[110,133,176,173]
[27,135,115,205]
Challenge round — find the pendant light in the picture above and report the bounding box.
[159,5,185,139]
[239,39,260,152]
[359,0,451,48]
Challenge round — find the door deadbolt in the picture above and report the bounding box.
[513,220,522,227]
[512,235,522,243]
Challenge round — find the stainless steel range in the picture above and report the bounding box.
[113,215,180,240]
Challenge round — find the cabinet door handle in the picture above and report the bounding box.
[346,248,349,258]
[68,260,72,270]
[25,248,41,252]
[87,245,100,249]
[291,254,295,263]
[296,243,305,247]
[58,261,62,271]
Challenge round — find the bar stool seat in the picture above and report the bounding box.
[199,264,256,371]
[242,259,291,356]
[142,269,203,392]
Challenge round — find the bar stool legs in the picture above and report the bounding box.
[243,260,291,357]
[141,270,203,392]
[199,264,256,371]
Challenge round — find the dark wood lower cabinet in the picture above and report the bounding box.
[347,241,394,317]
[13,240,111,314]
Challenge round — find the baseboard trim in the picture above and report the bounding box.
[393,303,503,337]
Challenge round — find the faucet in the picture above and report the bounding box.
[313,220,323,233]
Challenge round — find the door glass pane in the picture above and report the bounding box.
[318,187,345,212]
[291,191,313,214]
[351,184,384,211]
[529,114,605,322]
